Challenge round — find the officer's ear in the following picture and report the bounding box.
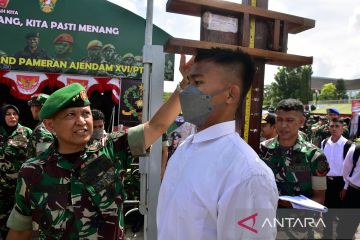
[299,114,306,126]
[43,119,55,134]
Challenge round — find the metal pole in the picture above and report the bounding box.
[139,1,153,239]
[142,0,153,123]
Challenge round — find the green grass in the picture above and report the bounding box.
[311,104,351,115]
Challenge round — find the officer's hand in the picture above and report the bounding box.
[278,199,293,208]
[340,189,347,200]
[179,54,194,89]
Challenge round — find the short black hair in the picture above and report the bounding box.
[329,117,344,125]
[194,48,255,104]
[276,99,304,113]
[91,109,104,121]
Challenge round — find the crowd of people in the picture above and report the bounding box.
[0,47,359,239]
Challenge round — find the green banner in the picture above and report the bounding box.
[0,0,174,80]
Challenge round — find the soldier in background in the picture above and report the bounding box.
[259,99,329,239]
[260,112,277,142]
[0,105,32,239]
[102,44,122,76]
[80,40,109,76]
[119,53,137,78]
[53,33,74,62]
[89,109,107,145]
[13,32,50,72]
[0,50,11,70]
[102,44,122,64]
[27,94,53,158]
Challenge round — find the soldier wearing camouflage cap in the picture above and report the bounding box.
[102,44,120,63]
[260,112,277,141]
[27,93,54,158]
[80,40,109,76]
[6,80,186,239]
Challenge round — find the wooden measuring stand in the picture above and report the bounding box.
[164,0,315,151]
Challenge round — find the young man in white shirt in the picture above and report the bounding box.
[321,118,353,239]
[338,138,360,239]
[157,48,278,240]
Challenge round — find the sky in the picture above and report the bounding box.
[108,0,360,92]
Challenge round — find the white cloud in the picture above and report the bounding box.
[109,0,360,90]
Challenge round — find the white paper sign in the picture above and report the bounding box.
[202,11,238,33]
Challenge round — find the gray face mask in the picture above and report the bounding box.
[92,129,104,140]
[179,85,228,127]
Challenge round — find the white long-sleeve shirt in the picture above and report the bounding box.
[343,144,360,189]
[322,136,348,177]
[157,121,278,240]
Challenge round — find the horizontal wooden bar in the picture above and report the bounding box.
[166,0,315,34]
[164,37,313,67]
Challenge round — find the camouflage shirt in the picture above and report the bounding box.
[0,124,32,231]
[259,134,329,197]
[7,125,145,239]
[27,122,54,158]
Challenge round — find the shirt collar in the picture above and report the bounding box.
[192,120,235,144]
[329,135,347,145]
[267,133,307,153]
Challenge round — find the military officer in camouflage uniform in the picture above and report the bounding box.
[13,32,50,72]
[0,105,32,239]
[27,94,54,158]
[259,99,329,239]
[6,81,185,239]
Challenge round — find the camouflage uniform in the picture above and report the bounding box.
[259,133,329,197]
[0,124,32,236]
[7,125,145,239]
[27,122,54,158]
[259,134,329,239]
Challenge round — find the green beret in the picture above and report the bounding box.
[39,83,90,120]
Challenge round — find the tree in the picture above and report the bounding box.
[355,91,360,99]
[335,79,348,100]
[263,65,313,106]
[318,83,337,100]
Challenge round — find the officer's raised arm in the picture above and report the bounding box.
[143,54,193,149]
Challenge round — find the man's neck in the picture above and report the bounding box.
[331,135,341,143]
[279,137,297,148]
[29,47,37,53]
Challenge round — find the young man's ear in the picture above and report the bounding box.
[227,85,241,104]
